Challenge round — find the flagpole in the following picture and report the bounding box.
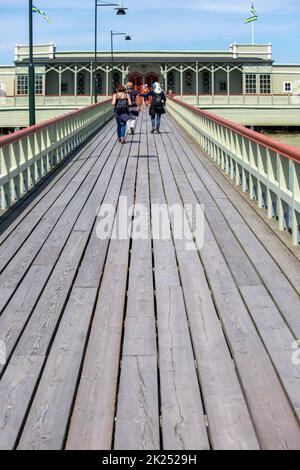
[29,0,36,126]
[252,21,254,45]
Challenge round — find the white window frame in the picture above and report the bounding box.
[259,74,271,94]
[283,82,293,93]
[17,75,29,95]
[245,74,257,94]
[16,74,44,95]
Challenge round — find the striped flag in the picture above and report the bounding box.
[244,3,258,24]
[32,5,52,23]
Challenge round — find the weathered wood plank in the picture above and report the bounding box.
[240,285,300,420]
[0,231,88,449]
[114,117,159,450]
[114,356,159,450]
[149,135,210,451]
[159,118,300,449]
[151,130,259,450]
[0,159,96,312]
[17,287,98,450]
[66,117,141,450]
[0,265,52,375]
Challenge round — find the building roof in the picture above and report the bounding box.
[16,56,272,66]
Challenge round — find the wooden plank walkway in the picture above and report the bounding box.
[0,110,300,450]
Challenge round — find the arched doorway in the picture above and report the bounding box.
[128,73,143,88]
[144,73,159,88]
[128,72,160,89]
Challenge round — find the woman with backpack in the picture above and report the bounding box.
[139,82,166,134]
[112,84,132,144]
[126,81,139,135]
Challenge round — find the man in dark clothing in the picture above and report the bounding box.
[139,82,166,133]
[126,81,139,135]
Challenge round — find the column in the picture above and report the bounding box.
[75,65,78,105]
[43,73,46,106]
[227,66,230,103]
[180,65,183,99]
[106,66,109,96]
[211,65,215,104]
[121,65,126,85]
[58,65,62,105]
[242,70,246,104]
[164,65,168,92]
[196,62,199,106]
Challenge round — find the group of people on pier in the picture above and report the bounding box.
[112,81,167,144]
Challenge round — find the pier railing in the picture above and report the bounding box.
[167,96,300,245]
[0,99,113,211]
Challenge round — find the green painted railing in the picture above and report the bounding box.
[167,96,300,246]
[0,99,113,211]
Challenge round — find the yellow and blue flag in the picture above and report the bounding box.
[32,5,52,23]
[244,3,258,24]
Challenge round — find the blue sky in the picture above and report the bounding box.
[0,0,299,64]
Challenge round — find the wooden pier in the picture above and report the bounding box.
[0,111,300,450]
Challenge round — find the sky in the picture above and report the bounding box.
[0,0,299,65]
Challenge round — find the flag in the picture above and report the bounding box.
[32,5,52,23]
[244,16,258,23]
[244,3,258,24]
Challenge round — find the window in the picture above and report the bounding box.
[95,73,103,94]
[17,74,44,95]
[184,70,193,92]
[77,72,85,95]
[245,74,257,94]
[167,71,175,92]
[202,71,210,94]
[112,71,121,90]
[260,74,271,94]
[17,75,28,95]
[219,81,227,92]
[35,74,43,95]
[61,83,68,93]
[284,82,292,93]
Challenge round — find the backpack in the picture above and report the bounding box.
[116,95,129,115]
[154,93,164,112]
[128,89,137,107]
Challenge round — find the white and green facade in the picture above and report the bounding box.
[0,42,300,128]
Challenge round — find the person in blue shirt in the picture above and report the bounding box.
[139,82,167,134]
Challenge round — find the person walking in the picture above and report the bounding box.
[143,84,150,108]
[126,81,139,135]
[112,84,132,144]
[139,82,166,134]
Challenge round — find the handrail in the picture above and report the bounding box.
[167,96,300,245]
[0,99,113,211]
[169,96,300,164]
[0,99,111,147]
